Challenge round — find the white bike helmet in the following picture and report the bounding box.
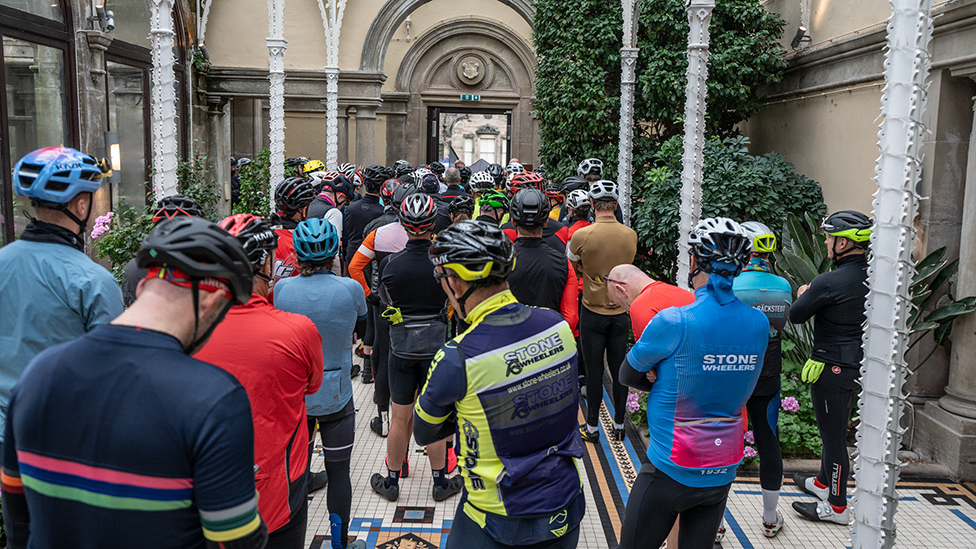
[588,179,619,201]
[505,161,525,175]
[470,171,495,190]
[577,158,604,178]
[337,163,356,179]
[740,221,777,254]
[565,189,590,210]
[689,217,751,278]
[411,167,434,182]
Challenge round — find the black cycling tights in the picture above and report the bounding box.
[370,304,390,413]
[579,308,630,426]
[745,376,783,491]
[618,464,730,549]
[811,366,859,508]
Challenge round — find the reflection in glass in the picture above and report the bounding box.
[107,61,148,207]
[438,113,507,169]
[3,37,68,242]
[107,0,151,48]
[0,0,62,21]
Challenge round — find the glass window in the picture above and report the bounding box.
[3,37,68,241]
[107,61,148,207]
[108,0,152,48]
[0,0,62,21]
[479,138,495,165]
[464,138,474,166]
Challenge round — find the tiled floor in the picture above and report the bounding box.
[304,355,976,548]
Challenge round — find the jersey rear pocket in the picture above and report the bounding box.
[671,417,744,469]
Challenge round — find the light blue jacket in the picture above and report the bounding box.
[0,240,123,441]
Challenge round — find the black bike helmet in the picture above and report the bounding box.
[821,210,873,244]
[429,220,515,283]
[560,176,588,194]
[487,163,506,186]
[399,194,439,235]
[393,160,413,177]
[363,165,394,193]
[509,188,551,230]
[459,166,472,185]
[429,161,446,176]
[137,216,253,304]
[274,177,317,216]
[449,195,476,217]
[320,173,356,202]
[286,157,310,168]
[219,214,279,272]
[392,182,421,209]
[152,195,205,224]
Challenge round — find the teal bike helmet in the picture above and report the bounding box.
[293,218,340,262]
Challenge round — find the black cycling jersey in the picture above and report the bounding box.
[789,254,869,367]
[344,194,384,260]
[378,239,448,315]
[439,185,470,203]
[508,237,568,312]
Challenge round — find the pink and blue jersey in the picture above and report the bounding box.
[627,275,769,488]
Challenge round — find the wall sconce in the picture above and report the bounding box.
[104,131,122,184]
[791,26,812,50]
[88,3,115,32]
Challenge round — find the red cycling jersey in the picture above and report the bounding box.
[629,281,695,339]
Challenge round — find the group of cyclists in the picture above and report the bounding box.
[0,145,873,549]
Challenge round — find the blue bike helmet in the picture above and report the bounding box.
[293,218,339,262]
[13,147,106,205]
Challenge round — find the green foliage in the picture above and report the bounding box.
[628,391,648,427]
[777,349,823,457]
[632,135,826,282]
[533,0,788,183]
[93,148,223,282]
[233,148,272,217]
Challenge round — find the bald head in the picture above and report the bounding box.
[607,264,654,311]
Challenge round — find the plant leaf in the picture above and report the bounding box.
[924,300,976,323]
[934,320,954,346]
[915,259,960,313]
[910,321,939,334]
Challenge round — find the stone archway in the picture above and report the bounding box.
[359,0,535,72]
[390,17,538,165]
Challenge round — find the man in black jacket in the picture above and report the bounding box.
[345,166,390,262]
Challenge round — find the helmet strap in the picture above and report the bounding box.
[183,281,235,355]
[54,192,93,236]
[456,284,480,320]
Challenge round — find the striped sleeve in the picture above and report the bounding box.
[200,492,263,543]
[2,391,30,547]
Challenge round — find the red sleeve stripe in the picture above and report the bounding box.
[2,470,24,494]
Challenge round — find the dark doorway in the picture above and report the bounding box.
[426,106,512,168]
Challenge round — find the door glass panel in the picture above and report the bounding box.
[109,0,152,48]
[0,0,62,21]
[107,61,148,207]
[3,37,68,242]
[437,112,506,171]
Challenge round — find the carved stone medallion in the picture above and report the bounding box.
[456,54,487,86]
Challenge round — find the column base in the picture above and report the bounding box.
[913,401,976,481]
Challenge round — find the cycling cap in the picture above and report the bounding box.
[821,210,872,243]
[13,147,107,205]
[487,163,506,185]
[219,214,279,271]
[689,217,751,277]
[138,216,253,304]
[459,166,472,184]
[588,179,619,201]
[293,217,340,262]
[419,173,441,195]
[449,195,476,216]
[274,177,317,215]
[429,161,446,175]
[153,195,205,224]
[505,161,525,175]
[429,220,515,283]
[741,221,777,254]
[392,182,422,208]
[470,171,495,190]
[577,158,604,178]
[565,189,590,210]
[286,157,310,168]
[510,188,551,230]
[303,159,325,174]
[393,160,413,177]
[509,171,545,193]
[380,178,400,201]
[479,190,510,211]
[237,158,252,168]
[399,194,439,235]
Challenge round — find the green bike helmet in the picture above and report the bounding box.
[821,210,872,244]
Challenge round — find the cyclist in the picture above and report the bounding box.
[303,159,326,175]
[287,157,310,177]
[567,180,637,442]
[345,166,390,262]
[790,210,871,525]
[416,220,585,548]
[393,160,413,178]
[308,172,355,273]
[605,263,694,340]
[576,158,603,182]
[0,147,123,451]
[370,195,462,503]
[458,166,472,188]
[1,216,266,548]
[270,177,318,284]
[121,194,204,306]
[440,167,470,202]
[274,218,368,549]
[563,190,591,240]
[617,217,768,549]
[557,176,588,223]
[546,182,564,220]
[487,163,506,191]
[196,214,323,549]
[507,188,578,333]
[469,171,496,217]
[449,195,475,224]
[475,190,509,227]
[729,221,794,537]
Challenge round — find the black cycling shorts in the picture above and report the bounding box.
[389,354,432,406]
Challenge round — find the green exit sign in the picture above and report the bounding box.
[460,94,481,101]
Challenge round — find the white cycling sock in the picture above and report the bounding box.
[762,488,779,524]
[587,424,599,434]
[613,422,624,431]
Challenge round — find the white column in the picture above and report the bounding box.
[149,0,179,198]
[267,0,287,212]
[317,0,347,169]
[676,0,714,288]
[852,1,933,548]
[617,0,640,227]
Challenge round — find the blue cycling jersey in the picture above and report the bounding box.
[733,258,793,379]
[627,274,769,487]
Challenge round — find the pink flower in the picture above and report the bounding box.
[743,446,758,458]
[781,396,800,412]
[744,430,755,444]
[90,213,113,240]
[626,392,641,414]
